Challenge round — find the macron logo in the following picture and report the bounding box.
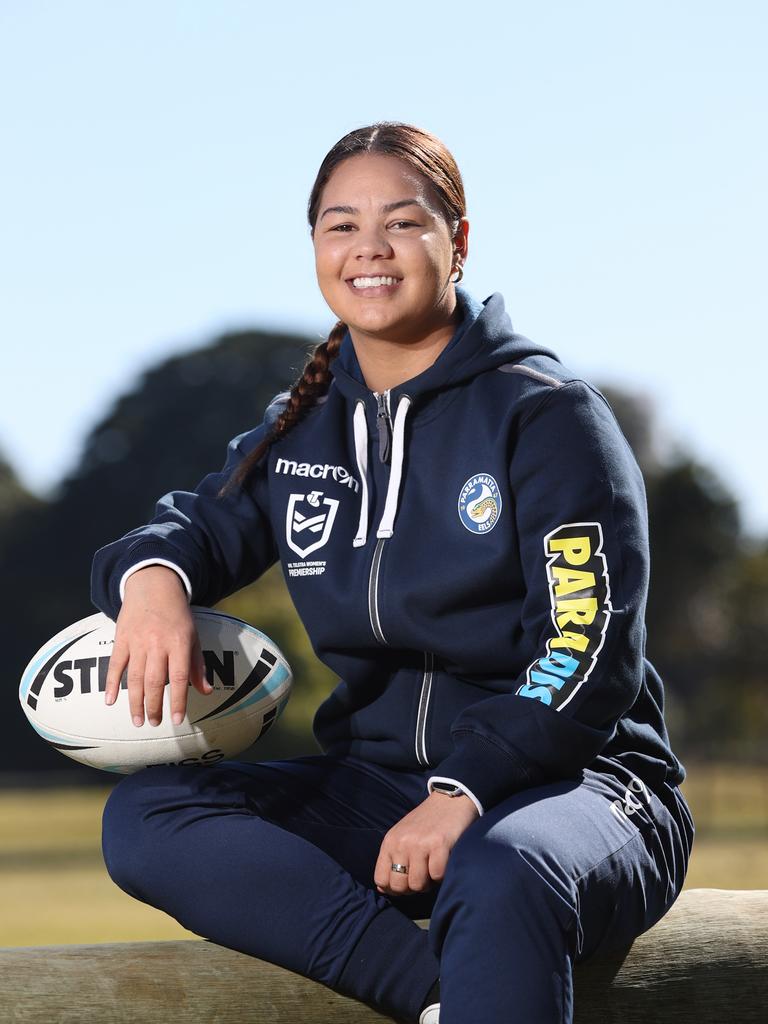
[275,457,359,493]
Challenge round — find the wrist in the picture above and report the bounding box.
[427,789,479,818]
[428,777,484,817]
[124,565,186,593]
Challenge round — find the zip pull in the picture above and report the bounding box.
[375,391,392,464]
[376,393,412,539]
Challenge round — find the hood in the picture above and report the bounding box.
[329,286,557,404]
[326,287,559,549]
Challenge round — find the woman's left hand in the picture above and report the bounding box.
[374,791,480,895]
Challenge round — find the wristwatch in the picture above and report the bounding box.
[430,781,466,798]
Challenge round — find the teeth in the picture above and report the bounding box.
[352,276,400,288]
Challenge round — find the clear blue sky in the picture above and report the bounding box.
[1,1,765,535]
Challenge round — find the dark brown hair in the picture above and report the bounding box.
[220,121,466,495]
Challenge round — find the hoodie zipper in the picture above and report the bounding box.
[368,390,434,766]
[375,390,392,463]
[368,390,391,645]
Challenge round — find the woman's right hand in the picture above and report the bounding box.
[104,565,213,728]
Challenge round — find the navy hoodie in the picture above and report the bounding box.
[91,287,687,814]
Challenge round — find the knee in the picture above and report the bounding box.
[443,826,530,899]
[101,765,188,893]
[440,823,577,928]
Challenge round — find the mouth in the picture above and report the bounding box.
[346,275,403,296]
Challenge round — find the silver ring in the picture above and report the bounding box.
[390,862,409,874]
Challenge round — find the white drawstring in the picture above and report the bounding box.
[351,394,412,547]
[377,395,411,538]
[352,401,369,547]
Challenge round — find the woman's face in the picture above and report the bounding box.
[312,152,467,345]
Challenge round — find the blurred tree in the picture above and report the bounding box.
[600,384,763,761]
[0,450,42,530]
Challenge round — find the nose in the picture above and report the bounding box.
[354,223,394,262]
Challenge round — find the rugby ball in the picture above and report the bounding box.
[18,608,292,773]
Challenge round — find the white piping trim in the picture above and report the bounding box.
[352,400,369,547]
[496,363,562,387]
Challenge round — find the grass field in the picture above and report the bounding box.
[1,762,766,947]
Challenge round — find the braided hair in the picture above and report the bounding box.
[221,121,466,495]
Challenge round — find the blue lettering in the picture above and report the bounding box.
[517,683,553,705]
[537,653,579,678]
[531,669,567,690]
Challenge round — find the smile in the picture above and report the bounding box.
[346,276,403,297]
[350,276,402,288]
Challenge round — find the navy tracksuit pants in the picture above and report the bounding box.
[101,753,694,1023]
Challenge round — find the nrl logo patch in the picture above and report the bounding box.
[286,491,339,559]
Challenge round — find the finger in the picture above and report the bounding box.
[189,633,213,697]
[385,852,412,894]
[104,639,129,705]
[126,650,148,727]
[168,643,192,726]
[143,651,169,726]
[374,846,397,892]
[427,847,450,887]
[405,853,431,894]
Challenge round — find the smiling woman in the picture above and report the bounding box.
[311,152,467,385]
[91,121,695,1024]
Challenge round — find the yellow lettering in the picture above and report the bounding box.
[556,598,598,627]
[552,567,596,597]
[549,631,590,653]
[548,535,592,565]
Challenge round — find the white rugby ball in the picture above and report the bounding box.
[18,607,292,774]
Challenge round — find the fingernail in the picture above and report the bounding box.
[148,716,160,727]
[133,715,143,727]
[172,712,183,725]
[105,694,114,705]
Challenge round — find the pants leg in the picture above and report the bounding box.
[427,767,694,1024]
[101,753,440,1022]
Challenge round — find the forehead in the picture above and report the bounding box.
[320,152,442,213]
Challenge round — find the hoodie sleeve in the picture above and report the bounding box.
[90,396,287,621]
[430,379,651,810]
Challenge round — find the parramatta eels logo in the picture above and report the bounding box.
[286,491,339,558]
[458,473,502,534]
[517,522,613,710]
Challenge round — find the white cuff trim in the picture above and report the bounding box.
[427,775,484,817]
[119,559,193,603]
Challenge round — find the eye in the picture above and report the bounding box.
[330,223,355,232]
[391,220,418,229]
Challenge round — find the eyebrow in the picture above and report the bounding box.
[319,198,428,221]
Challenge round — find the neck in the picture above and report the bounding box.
[351,299,461,393]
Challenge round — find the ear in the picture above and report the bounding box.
[453,217,470,262]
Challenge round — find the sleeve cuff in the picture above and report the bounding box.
[430,730,535,810]
[119,559,193,602]
[427,775,485,817]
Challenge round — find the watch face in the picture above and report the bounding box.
[432,782,463,796]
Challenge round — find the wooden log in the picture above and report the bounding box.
[0,889,765,1023]
[572,888,768,1023]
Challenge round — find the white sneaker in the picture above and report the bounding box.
[419,1004,440,1024]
